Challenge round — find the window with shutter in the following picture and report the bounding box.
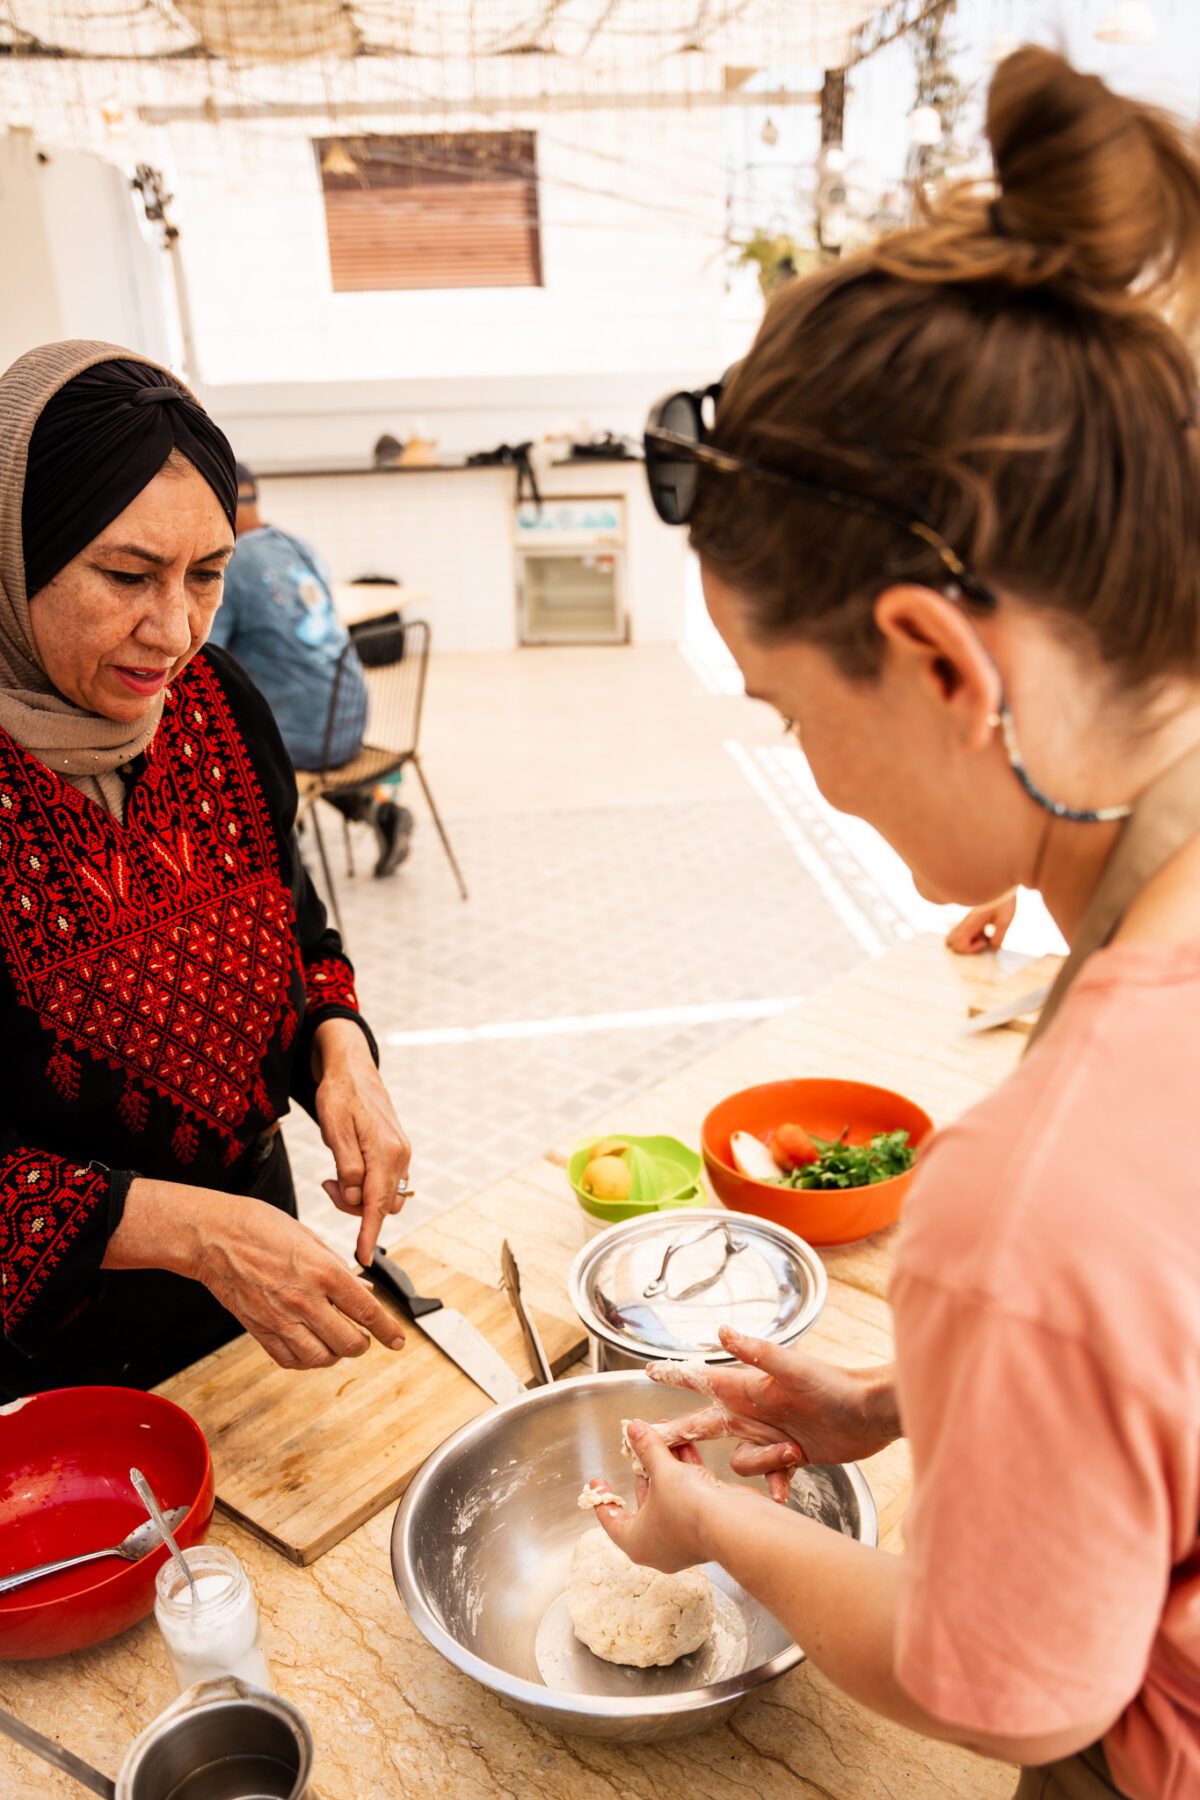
[315,130,543,292]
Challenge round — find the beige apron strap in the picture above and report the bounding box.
[1026,737,1200,1048]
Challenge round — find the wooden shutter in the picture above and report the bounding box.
[316,131,543,292]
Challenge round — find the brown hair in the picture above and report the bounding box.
[691,48,1200,687]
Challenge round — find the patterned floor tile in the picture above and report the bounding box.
[286,648,890,1266]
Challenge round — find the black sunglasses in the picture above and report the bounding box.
[643,381,997,610]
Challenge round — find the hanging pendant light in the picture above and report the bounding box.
[321,140,358,178]
[1095,2,1158,45]
[907,104,943,147]
[761,117,779,147]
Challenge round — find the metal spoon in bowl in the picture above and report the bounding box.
[0,1505,188,1597]
[130,1467,197,1605]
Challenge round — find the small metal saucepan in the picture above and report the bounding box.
[0,1675,316,1799]
[568,1207,827,1373]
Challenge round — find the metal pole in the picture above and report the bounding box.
[165,225,201,385]
[131,164,201,384]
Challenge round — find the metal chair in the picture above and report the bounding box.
[296,617,468,941]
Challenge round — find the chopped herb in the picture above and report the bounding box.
[774,1129,915,1191]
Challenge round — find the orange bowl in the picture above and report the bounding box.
[702,1078,934,1244]
[0,1386,213,1660]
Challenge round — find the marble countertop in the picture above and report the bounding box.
[0,938,1033,1798]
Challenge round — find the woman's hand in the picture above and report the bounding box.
[312,1017,411,1265]
[646,1327,900,1501]
[588,1422,744,1573]
[945,891,1018,954]
[107,1178,407,1370]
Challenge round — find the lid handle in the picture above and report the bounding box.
[642,1220,747,1301]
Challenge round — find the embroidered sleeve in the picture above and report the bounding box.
[0,1146,132,1354]
[292,936,379,1105]
[288,864,378,1119]
[287,814,378,1090]
[304,954,361,1017]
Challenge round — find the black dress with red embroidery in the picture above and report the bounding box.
[0,646,376,1396]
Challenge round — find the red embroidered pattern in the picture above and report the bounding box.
[0,1150,106,1331]
[0,658,299,1152]
[304,955,360,1016]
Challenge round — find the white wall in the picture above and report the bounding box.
[0,130,175,374]
[167,104,729,390]
[204,368,697,467]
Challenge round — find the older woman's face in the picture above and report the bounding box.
[27,461,233,724]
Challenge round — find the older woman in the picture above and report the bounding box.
[0,341,411,1397]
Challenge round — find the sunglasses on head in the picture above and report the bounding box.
[642,377,998,610]
[644,381,1135,824]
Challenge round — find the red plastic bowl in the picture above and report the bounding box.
[0,1386,213,1660]
[702,1078,934,1245]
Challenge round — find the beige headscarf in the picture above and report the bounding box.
[0,340,191,815]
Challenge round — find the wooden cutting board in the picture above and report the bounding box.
[966,952,1063,1035]
[157,1245,587,1565]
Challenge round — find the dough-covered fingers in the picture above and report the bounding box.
[716,1323,803,1379]
[730,1440,804,1478]
[656,1403,729,1445]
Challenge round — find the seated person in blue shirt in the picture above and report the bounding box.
[211,463,411,876]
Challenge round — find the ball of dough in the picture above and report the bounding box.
[566,1527,715,1667]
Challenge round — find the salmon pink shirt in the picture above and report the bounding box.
[891,942,1200,1800]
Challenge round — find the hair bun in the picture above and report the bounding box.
[987,46,1200,315]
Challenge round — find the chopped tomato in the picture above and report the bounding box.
[770,1122,820,1170]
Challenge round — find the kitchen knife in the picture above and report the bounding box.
[961,980,1055,1035]
[367,1251,526,1405]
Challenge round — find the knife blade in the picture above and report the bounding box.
[367,1251,526,1405]
[961,980,1055,1035]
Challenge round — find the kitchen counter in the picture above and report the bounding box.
[257,455,688,652]
[254,455,639,480]
[0,937,1032,1798]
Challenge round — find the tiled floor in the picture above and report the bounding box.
[288,625,1062,1261]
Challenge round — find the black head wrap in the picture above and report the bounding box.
[21,358,237,600]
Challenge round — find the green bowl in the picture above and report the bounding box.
[568,1134,705,1225]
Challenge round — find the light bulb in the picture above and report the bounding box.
[908,104,942,147]
[761,117,779,147]
[1095,2,1158,44]
[320,140,358,177]
[823,144,847,172]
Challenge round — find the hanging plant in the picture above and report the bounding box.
[907,1,972,195]
[734,231,827,297]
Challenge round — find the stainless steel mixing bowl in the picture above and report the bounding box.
[391,1371,877,1741]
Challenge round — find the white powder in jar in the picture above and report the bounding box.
[154,1555,271,1691]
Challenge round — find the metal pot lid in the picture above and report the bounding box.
[568,1208,827,1360]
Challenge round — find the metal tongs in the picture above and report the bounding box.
[501,1238,554,1386]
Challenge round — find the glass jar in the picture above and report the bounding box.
[153,1545,272,1693]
